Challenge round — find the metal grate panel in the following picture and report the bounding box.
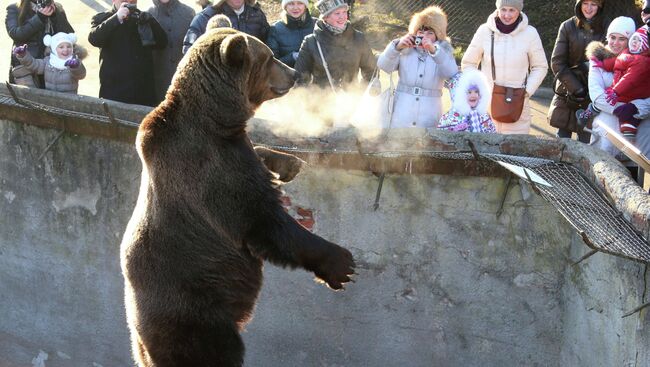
[486,154,650,263]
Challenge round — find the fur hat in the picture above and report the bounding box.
[408,6,448,41]
[282,0,309,9]
[495,0,523,11]
[629,27,649,54]
[607,16,636,39]
[316,0,348,19]
[43,32,77,54]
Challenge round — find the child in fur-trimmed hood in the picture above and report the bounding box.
[438,69,495,133]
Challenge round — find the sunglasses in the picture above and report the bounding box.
[643,7,650,14]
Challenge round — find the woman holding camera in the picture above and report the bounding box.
[6,0,74,87]
[376,5,457,128]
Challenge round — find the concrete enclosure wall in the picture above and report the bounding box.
[1,89,650,366]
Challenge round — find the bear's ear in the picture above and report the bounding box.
[220,33,250,69]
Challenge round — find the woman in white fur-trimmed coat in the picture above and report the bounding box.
[377,5,458,128]
[438,69,495,133]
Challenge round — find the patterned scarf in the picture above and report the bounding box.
[467,110,484,132]
[32,3,54,35]
[323,20,348,35]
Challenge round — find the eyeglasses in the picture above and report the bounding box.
[643,7,650,15]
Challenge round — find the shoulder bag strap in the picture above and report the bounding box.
[491,31,496,82]
[315,39,338,94]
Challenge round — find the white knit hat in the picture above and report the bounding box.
[43,32,77,55]
[316,0,348,19]
[495,0,523,11]
[282,0,309,9]
[606,16,636,39]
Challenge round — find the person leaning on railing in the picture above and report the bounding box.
[461,0,548,135]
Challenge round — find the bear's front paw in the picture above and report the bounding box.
[312,245,355,291]
[254,146,305,182]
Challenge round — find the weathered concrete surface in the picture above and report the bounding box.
[1,90,650,366]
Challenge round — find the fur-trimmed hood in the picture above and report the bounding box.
[408,6,448,42]
[448,69,491,116]
[585,40,616,61]
[573,0,606,34]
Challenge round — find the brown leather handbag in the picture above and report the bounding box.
[489,32,526,123]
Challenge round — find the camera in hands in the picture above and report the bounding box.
[125,4,141,20]
[414,36,423,47]
[35,0,53,9]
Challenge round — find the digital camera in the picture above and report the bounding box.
[414,36,423,47]
[35,0,53,9]
[125,3,141,19]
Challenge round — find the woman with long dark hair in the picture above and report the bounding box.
[547,0,608,143]
[5,0,74,87]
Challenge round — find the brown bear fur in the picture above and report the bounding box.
[120,28,355,367]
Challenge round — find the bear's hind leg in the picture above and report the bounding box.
[140,319,245,367]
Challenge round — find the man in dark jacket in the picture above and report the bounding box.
[182,0,270,54]
[88,0,167,107]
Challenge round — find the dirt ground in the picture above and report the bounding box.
[0,0,555,137]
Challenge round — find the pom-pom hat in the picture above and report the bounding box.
[43,32,77,55]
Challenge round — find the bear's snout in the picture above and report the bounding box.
[268,60,296,98]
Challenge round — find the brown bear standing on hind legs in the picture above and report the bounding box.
[120,28,356,366]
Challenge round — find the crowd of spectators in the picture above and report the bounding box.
[5,0,650,160]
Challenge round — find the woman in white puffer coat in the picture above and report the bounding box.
[461,0,548,134]
[376,5,458,128]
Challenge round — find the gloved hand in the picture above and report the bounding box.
[138,11,153,24]
[605,87,618,105]
[613,103,641,124]
[12,44,28,57]
[64,57,80,69]
[590,57,604,69]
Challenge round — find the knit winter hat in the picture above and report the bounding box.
[408,6,448,41]
[316,0,348,19]
[43,32,77,56]
[282,0,309,9]
[629,27,649,54]
[606,16,636,39]
[495,0,523,11]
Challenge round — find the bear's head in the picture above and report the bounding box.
[169,29,296,124]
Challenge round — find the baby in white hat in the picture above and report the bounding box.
[12,32,87,94]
